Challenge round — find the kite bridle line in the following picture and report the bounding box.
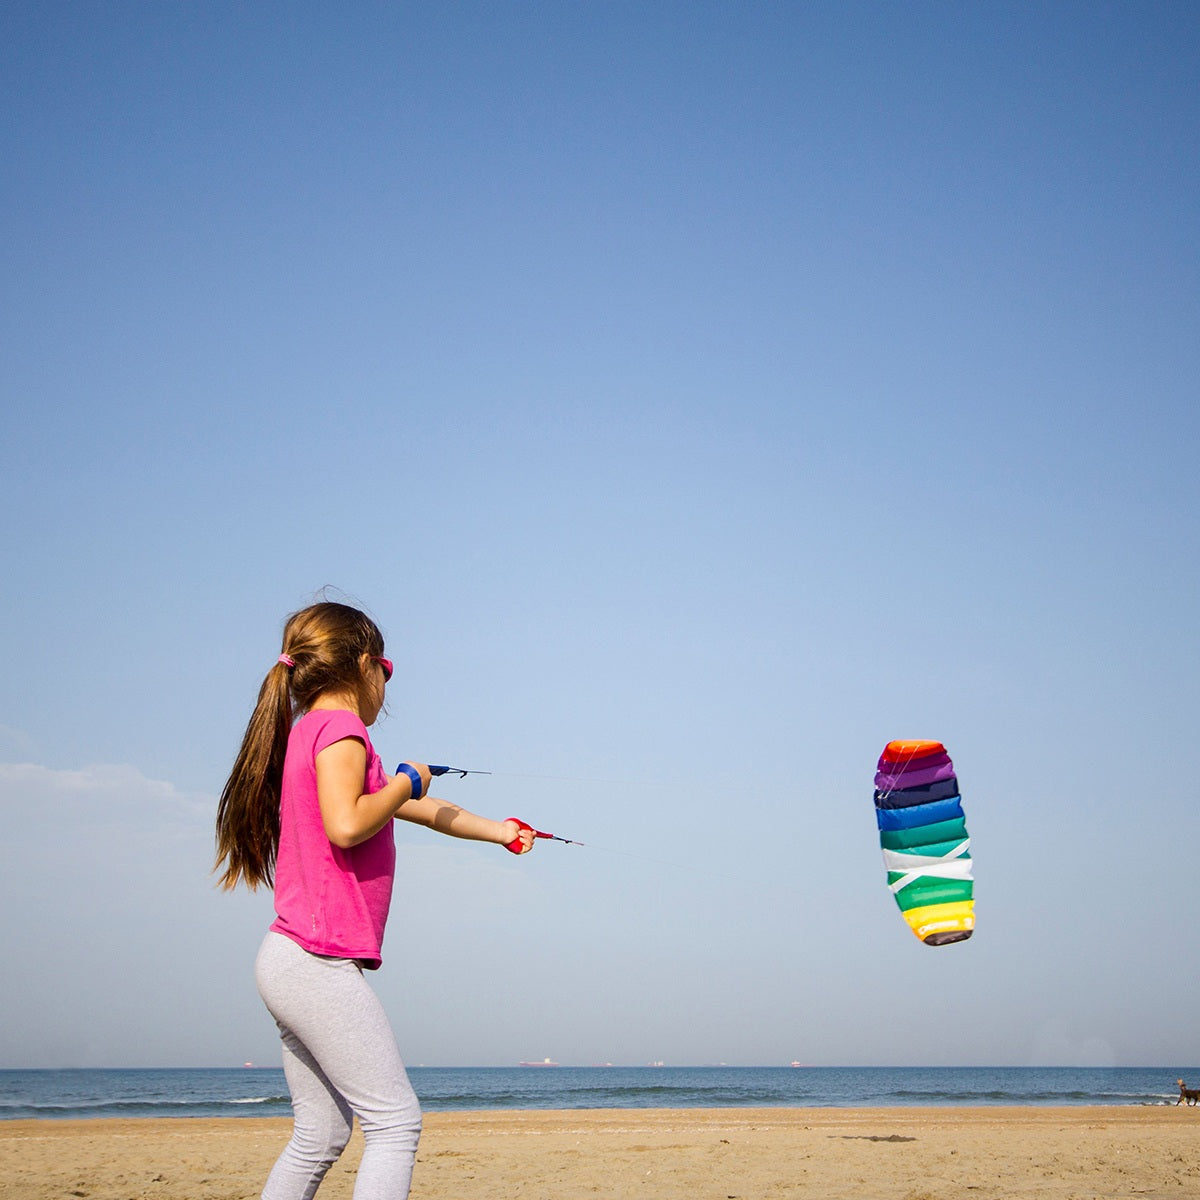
[875,741,925,804]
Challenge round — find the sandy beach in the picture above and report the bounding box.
[2,1106,1198,1199]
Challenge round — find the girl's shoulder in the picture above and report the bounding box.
[293,708,372,754]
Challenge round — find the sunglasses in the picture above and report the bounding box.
[371,655,394,682]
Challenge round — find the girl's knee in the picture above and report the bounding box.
[361,1102,422,1146]
[290,1115,354,1164]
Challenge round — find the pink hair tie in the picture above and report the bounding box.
[278,653,295,668]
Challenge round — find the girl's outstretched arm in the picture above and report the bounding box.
[314,738,533,852]
[393,790,534,852]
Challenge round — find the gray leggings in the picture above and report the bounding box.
[255,932,423,1200]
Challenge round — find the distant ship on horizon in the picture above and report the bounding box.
[518,1057,559,1067]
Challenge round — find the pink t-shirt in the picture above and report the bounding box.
[270,709,396,969]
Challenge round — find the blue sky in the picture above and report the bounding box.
[2,1,1198,1069]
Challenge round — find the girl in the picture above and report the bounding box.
[215,600,534,1200]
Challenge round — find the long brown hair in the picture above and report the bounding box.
[214,601,387,890]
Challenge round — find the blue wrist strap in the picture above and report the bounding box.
[396,762,423,799]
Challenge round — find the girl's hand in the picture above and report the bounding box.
[501,819,536,853]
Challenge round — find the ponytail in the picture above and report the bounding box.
[214,662,293,890]
[215,600,387,891]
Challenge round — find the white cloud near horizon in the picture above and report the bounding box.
[0,753,544,1068]
[0,757,250,1066]
[3,759,212,830]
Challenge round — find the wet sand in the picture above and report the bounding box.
[2,1106,1198,1199]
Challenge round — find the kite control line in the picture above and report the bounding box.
[398,763,579,850]
[504,817,583,854]
[395,763,491,791]
[428,764,492,779]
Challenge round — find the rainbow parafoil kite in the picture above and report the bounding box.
[874,740,974,945]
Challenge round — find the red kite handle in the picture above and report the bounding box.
[505,817,555,854]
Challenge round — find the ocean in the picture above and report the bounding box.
[0,1066,1191,1120]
